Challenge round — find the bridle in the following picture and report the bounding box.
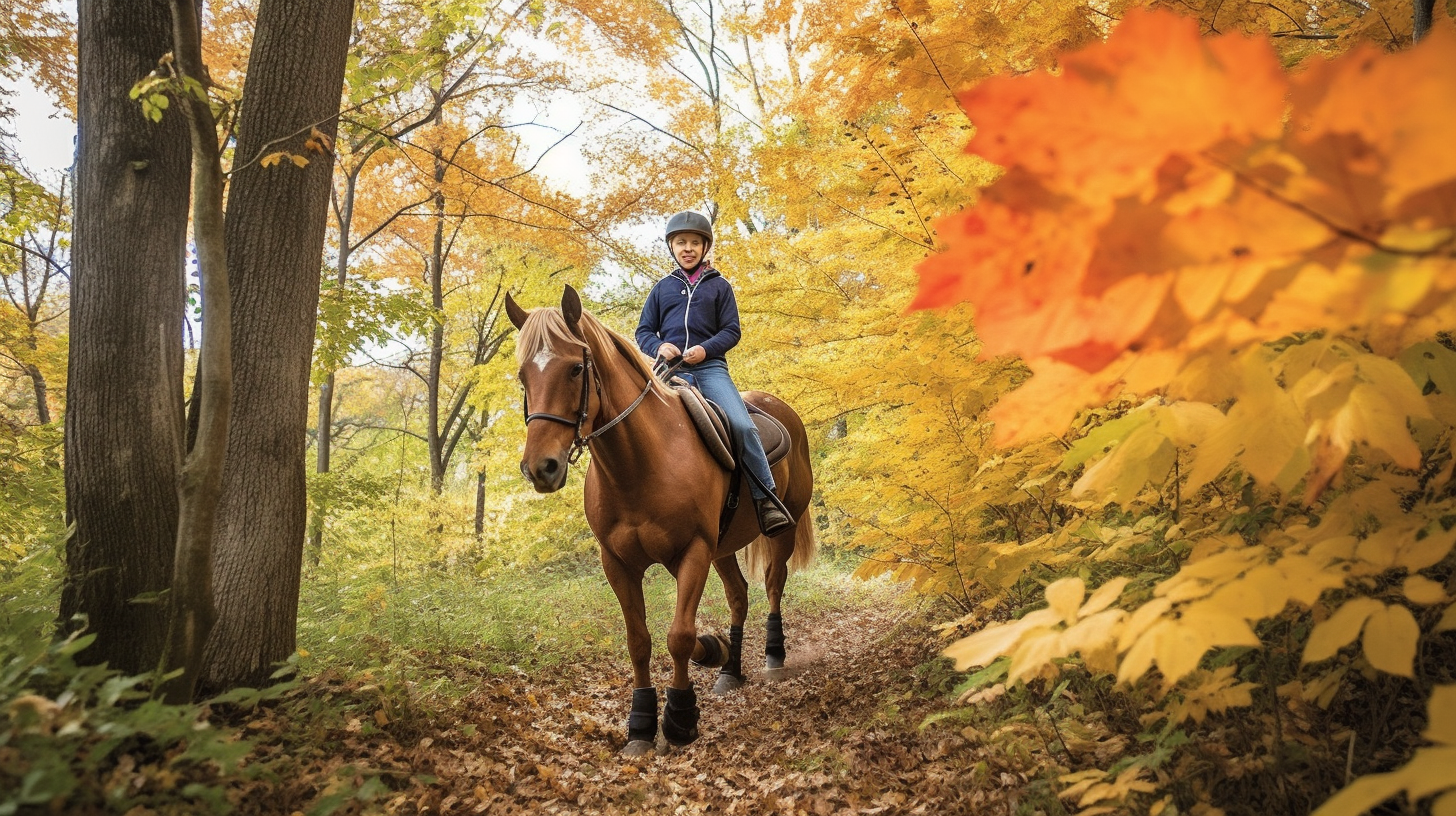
[522,345,676,465]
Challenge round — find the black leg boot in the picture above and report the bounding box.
[765,612,786,671]
[713,625,745,694]
[662,685,700,746]
[623,687,657,756]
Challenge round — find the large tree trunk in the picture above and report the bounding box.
[201,0,354,691]
[61,0,191,675]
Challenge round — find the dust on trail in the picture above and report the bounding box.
[236,592,1034,816]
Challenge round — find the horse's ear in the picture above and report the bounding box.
[505,291,528,330]
[561,285,582,335]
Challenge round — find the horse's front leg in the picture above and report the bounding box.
[663,541,714,746]
[601,549,657,757]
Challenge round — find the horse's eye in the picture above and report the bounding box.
[570,363,585,377]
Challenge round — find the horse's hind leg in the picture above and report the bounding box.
[600,551,657,757]
[763,530,797,677]
[711,552,750,695]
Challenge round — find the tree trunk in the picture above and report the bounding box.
[61,0,191,675]
[25,361,50,425]
[474,467,486,540]
[427,164,446,494]
[1414,0,1436,42]
[201,0,353,691]
[160,0,231,704]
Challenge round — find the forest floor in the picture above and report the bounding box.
[223,587,1051,816]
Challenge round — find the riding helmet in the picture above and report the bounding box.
[664,210,713,248]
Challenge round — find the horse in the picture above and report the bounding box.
[505,285,816,756]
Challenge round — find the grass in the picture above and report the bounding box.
[296,547,898,690]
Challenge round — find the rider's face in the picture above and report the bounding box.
[670,234,706,269]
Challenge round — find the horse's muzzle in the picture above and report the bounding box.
[521,455,568,493]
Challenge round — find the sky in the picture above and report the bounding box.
[7,79,74,176]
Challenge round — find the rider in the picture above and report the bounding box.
[635,210,793,537]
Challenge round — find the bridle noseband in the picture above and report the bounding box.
[522,345,670,465]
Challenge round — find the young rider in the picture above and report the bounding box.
[635,210,793,537]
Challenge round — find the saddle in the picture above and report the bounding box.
[673,384,791,471]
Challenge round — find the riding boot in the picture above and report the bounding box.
[754,496,793,537]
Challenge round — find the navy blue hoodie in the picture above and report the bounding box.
[635,265,742,361]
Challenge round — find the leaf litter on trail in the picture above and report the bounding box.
[218,589,1079,815]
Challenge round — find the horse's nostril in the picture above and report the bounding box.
[541,458,560,476]
[520,461,531,481]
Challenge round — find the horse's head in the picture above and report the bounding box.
[506,285,599,493]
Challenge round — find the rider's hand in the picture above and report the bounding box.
[682,345,707,365]
[657,343,683,362]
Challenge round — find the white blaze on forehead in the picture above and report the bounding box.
[532,340,555,372]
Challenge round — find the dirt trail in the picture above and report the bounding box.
[238,595,1028,815]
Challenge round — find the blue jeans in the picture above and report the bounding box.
[682,359,776,499]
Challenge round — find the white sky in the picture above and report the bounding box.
[7,79,75,176]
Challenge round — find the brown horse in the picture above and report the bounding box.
[505,285,815,756]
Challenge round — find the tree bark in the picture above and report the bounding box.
[474,467,486,540]
[61,0,191,675]
[427,154,447,494]
[201,0,354,691]
[161,0,230,704]
[1414,0,1437,42]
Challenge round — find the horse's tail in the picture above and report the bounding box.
[745,504,816,582]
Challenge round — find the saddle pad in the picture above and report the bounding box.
[675,385,735,470]
[673,386,792,471]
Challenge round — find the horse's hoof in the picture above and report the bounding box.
[763,657,790,681]
[622,739,655,758]
[713,673,745,695]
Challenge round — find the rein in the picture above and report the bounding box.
[523,347,679,464]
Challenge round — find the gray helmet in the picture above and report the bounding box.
[664,210,713,247]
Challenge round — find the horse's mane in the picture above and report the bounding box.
[515,306,677,400]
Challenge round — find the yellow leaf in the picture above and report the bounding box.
[945,612,1056,670]
[1362,604,1419,677]
[1180,602,1262,647]
[290,154,309,168]
[1063,609,1125,657]
[1439,604,1456,633]
[260,152,284,168]
[1434,791,1456,816]
[1274,554,1349,607]
[1080,577,1131,618]
[1398,525,1456,571]
[1118,620,1170,685]
[1423,685,1456,746]
[1304,597,1383,664]
[1046,577,1086,625]
[1404,746,1456,799]
[1155,622,1214,685]
[1008,629,1064,683]
[1207,565,1288,619]
[1402,575,1449,605]
[1118,598,1172,652]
